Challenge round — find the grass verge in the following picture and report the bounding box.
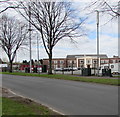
[1,72,120,86]
[0,97,2,116]
[2,97,59,116]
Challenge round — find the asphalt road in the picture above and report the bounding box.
[2,74,118,115]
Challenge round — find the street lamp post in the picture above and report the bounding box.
[37,34,39,63]
[118,1,120,75]
[96,10,100,76]
[37,33,40,74]
[29,5,32,73]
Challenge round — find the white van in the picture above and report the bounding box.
[100,63,120,74]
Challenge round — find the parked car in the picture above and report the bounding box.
[54,67,78,72]
[54,68,62,71]
[37,67,42,72]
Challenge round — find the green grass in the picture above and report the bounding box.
[114,75,120,78]
[1,72,120,86]
[0,97,2,116]
[2,97,57,115]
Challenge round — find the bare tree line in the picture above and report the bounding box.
[0,0,86,74]
[16,0,86,74]
[0,0,119,73]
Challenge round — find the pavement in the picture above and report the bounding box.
[2,74,119,115]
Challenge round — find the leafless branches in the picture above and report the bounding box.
[17,0,86,74]
[0,15,28,72]
[85,0,119,22]
[0,0,19,14]
[0,6,19,14]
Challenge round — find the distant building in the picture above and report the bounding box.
[0,63,8,72]
[67,54,108,69]
[43,54,120,72]
[43,58,67,70]
[0,58,3,64]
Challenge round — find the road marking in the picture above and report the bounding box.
[7,88,65,115]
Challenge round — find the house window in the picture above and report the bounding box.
[74,60,76,64]
[93,60,97,63]
[60,60,64,64]
[104,60,109,63]
[101,60,104,63]
[86,59,90,64]
[54,65,58,68]
[80,60,84,63]
[54,61,57,64]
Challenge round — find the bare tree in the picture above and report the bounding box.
[17,0,86,74]
[0,15,28,72]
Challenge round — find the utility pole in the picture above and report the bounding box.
[37,33,40,74]
[96,10,99,76]
[15,51,17,63]
[118,1,120,75]
[37,33,39,64]
[29,4,32,73]
[71,60,74,75]
[118,1,120,57]
[118,3,120,116]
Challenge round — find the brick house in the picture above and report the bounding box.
[43,54,120,70]
[43,58,67,69]
[43,54,120,71]
[67,54,108,69]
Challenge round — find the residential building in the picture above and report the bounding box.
[43,54,120,73]
[43,58,67,69]
[43,54,111,69]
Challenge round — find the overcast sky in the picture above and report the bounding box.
[0,0,118,62]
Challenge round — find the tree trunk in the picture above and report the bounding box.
[48,50,53,74]
[9,60,13,73]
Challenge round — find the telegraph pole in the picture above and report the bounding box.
[96,10,99,76]
[29,5,32,73]
[118,2,120,117]
[118,2,120,77]
[118,1,120,57]
[37,33,39,64]
[37,33,40,74]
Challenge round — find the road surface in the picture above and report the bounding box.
[2,74,118,115]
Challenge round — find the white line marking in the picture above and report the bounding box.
[6,88,65,115]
